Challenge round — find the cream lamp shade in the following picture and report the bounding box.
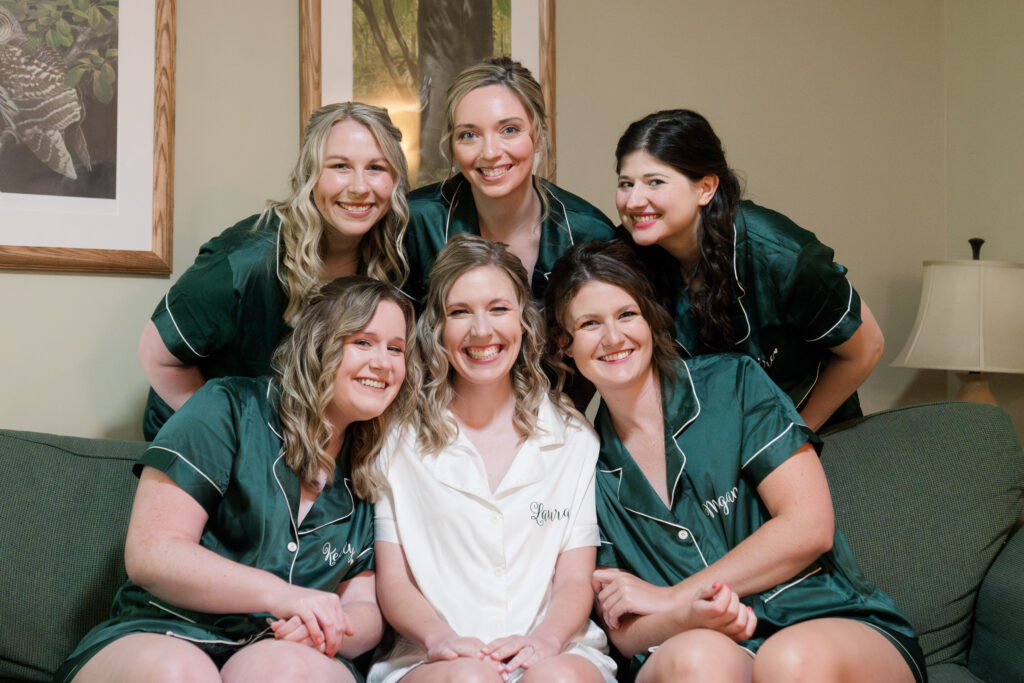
[892,259,1024,402]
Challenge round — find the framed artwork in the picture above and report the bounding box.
[300,0,555,187]
[0,0,175,274]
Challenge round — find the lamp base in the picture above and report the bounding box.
[956,372,998,406]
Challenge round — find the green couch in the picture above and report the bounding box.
[1,401,1022,682]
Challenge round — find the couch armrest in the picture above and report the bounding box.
[968,527,1024,682]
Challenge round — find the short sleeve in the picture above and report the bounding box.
[562,423,601,552]
[373,484,399,545]
[137,380,239,515]
[347,503,376,576]
[596,526,619,569]
[151,240,240,364]
[786,241,862,348]
[735,358,820,486]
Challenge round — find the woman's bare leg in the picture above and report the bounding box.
[221,639,357,683]
[753,618,915,683]
[636,628,752,683]
[72,633,220,683]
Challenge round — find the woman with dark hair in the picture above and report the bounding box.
[59,277,420,683]
[402,56,613,305]
[543,240,924,683]
[138,102,411,439]
[614,109,883,430]
[368,234,616,683]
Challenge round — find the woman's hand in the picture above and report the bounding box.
[483,633,562,676]
[690,581,757,642]
[423,632,489,662]
[270,616,319,650]
[592,567,684,629]
[267,585,353,657]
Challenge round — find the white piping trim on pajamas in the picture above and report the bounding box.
[666,360,701,508]
[805,280,854,343]
[762,565,822,602]
[601,467,708,575]
[548,189,575,245]
[162,292,209,358]
[148,446,223,496]
[148,600,199,623]
[623,505,709,568]
[165,632,239,646]
[298,477,355,533]
[741,422,799,470]
[731,222,752,344]
[794,361,822,409]
[272,452,301,584]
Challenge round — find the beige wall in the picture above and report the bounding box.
[1,0,1020,438]
[945,0,1024,431]
[0,1,297,438]
[557,0,950,418]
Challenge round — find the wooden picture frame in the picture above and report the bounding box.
[299,0,556,182]
[0,0,175,274]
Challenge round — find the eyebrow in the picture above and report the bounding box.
[324,155,389,165]
[618,172,667,180]
[446,297,516,309]
[454,116,528,129]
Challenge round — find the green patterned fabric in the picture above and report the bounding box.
[0,429,145,682]
[968,528,1024,682]
[821,402,1024,679]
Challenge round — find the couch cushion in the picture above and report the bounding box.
[0,429,145,682]
[820,402,1024,669]
[967,527,1024,682]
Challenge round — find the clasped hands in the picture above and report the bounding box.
[424,631,562,681]
[266,585,354,657]
[592,568,757,642]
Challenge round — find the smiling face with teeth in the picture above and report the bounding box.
[615,150,719,264]
[313,118,395,249]
[441,264,524,391]
[326,299,408,428]
[450,84,536,205]
[564,279,655,393]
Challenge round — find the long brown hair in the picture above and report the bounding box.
[615,109,743,351]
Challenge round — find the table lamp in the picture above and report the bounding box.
[891,239,1024,405]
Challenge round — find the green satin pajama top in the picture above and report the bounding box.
[402,174,615,305]
[144,213,290,439]
[58,377,374,682]
[594,356,916,673]
[629,201,864,424]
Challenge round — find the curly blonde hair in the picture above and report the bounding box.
[265,102,410,326]
[272,276,420,498]
[415,234,571,455]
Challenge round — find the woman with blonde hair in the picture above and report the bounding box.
[58,276,420,683]
[138,102,410,439]
[368,234,616,683]
[402,56,614,305]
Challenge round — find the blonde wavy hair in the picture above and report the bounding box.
[272,276,420,498]
[264,102,410,326]
[415,234,570,455]
[440,56,552,219]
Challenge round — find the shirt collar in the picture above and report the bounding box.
[427,397,571,498]
[265,379,356,530]
[595,360,701,512]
